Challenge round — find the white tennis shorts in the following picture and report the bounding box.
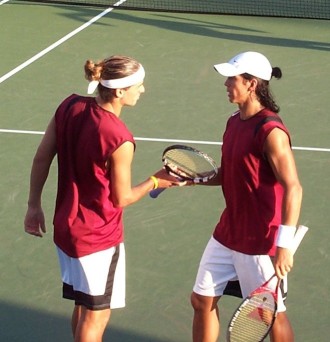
[57,243,125,310]
[193,236,288,312]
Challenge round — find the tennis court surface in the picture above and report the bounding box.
[0,1,329,341]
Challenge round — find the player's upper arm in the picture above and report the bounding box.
[263,128,299,188]
[34,116,57,165]
[109,141,135,207]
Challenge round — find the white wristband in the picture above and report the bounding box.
[276,224,296,249]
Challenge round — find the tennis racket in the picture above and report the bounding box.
[149,144,218,199]
[226,225,309,342]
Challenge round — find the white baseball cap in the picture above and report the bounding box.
[214,51,272,81]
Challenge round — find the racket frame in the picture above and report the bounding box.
[150,144,218,198]
[161,144,218,183]
[227,276,278,342]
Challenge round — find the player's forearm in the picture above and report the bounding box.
[121,177,156,207]
[281,182,303,226]
[113,171,183,207]
[27,158,52,207]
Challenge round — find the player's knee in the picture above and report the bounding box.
[191,292,218,312]
[84,307,111,328]
[191,292,202,311]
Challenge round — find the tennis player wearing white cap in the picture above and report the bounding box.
[191,51,303,342]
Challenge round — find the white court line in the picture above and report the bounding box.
[1,2,329,154]
[1,129,329,152]
[0,3,123,83]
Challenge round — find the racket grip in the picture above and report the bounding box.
[149,188,166,198]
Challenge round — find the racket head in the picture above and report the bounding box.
[161,144,218,183]
[227,286,277,342]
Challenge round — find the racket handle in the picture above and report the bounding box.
[149,188,166,199]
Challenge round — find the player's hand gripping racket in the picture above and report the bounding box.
[149,144,218,198]
[226,225,309,342]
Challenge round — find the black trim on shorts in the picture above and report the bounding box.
[62,245,120,311]
[222,280,288,303]
[223,280,243,298]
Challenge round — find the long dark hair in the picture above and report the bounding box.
[242,67,282,113]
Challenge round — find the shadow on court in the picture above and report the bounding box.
[0,301,169,342]
[10,3,330,52]
[108,12,330,51]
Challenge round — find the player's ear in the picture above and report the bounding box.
[115,88,126,98]
[248,78,258,91]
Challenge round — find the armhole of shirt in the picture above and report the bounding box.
[55,95,81,120]
[254,115,291,159]
[254,116,283,137]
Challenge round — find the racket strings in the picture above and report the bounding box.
[164,149,216,178]
[228,292,276,342]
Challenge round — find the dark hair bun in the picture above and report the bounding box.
[272,67,282,79]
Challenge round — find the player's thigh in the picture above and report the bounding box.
[193,237,237,297]
[233,252,274,297]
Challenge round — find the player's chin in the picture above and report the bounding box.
[227,95,235,103]
[127,99,139,106]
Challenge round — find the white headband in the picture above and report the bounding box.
[87,64,145,94]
